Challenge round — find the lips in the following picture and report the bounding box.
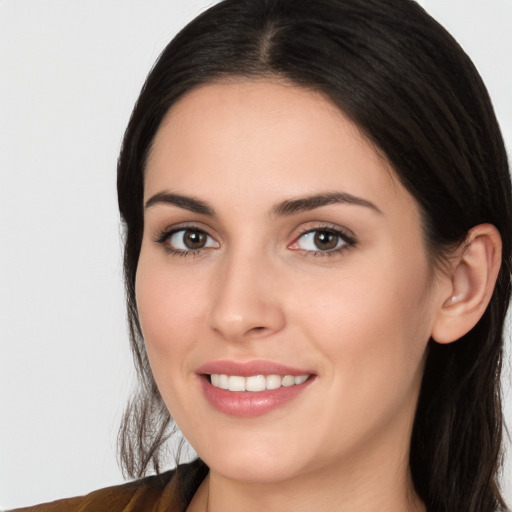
[196,360,315,417]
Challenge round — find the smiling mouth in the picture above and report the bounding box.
[208,373,311,392]
[200,367,315,417]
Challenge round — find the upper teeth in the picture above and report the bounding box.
[210,374,309,392]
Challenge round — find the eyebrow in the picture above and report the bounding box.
[145,192,215,215]
[144,191,381,216]
[271,192,382,217]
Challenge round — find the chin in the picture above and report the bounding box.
[189,429,313,484]
[206,452,306,484]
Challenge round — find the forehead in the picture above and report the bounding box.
[150,80,373,167]
[145,80,413,219]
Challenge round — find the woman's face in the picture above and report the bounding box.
[136,81,443,483]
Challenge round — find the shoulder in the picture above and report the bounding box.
[9,472,174,512]
[9,459,208,512]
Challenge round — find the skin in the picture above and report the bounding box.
[135,80,446,511]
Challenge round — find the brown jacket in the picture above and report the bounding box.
[10,460,208,512]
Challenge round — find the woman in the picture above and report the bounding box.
[13,0,511,511]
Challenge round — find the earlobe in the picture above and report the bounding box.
[431,224,502,344]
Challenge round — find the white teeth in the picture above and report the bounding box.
[266,374,282,390]
[228,375,246,391]
[210,373,310,391]
[281,375,295,387]
[218,374,229,390]
[245,374,267,392]
[294,375,308,385]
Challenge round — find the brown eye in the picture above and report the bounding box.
[313,231,339,251]
[183,229,207,249]
[161,228,219,253]
[290,228,355,254]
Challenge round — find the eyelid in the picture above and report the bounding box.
[288,223,357,254]
[153,223,220,256]
[153,221,217,241]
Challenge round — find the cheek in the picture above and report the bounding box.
[295,248,433,406]
[135,251,208,377]
[135,259,213,440]
[300,247,431,341]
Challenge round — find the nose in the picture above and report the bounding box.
[207,248,286,342]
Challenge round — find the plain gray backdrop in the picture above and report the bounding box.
[1,0,511,509]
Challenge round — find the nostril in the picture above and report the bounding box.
[248,326,268,335]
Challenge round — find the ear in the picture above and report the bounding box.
[431,224,502,344]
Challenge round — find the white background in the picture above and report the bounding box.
[0,0,511,509]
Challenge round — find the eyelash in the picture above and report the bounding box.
[154,225,217,258]
[153,224,357,258]
[292,226,357,257]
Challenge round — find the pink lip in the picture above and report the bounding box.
[196,359,313,377]
[196,359,315,418]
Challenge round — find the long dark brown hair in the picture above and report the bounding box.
[116,1,512,510]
